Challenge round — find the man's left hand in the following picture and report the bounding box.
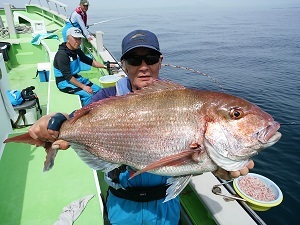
[213,160,255,180]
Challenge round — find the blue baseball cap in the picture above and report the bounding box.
[121,30,161,60]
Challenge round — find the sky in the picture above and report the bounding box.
[3,0,300,11]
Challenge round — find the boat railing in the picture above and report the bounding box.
[28,0,68,17]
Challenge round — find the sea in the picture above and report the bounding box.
[85,5,300,225]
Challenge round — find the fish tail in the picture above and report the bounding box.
[4,132,38,145]
[4,133,57,172]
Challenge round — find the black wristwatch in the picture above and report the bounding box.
[47,113,67,131]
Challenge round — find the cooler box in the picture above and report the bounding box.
[37,62,50,82]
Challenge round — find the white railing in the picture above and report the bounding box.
[28,0,68,17]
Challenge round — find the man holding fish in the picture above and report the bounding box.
[20,30,263,225]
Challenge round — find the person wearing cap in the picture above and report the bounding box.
[91,30,180,224]
[28,30,255,225]
[62,0,93,42]
[53,27,106,106]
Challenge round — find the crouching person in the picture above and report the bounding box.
[54,27,106,106]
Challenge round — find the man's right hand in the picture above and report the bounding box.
[28,113,70,150]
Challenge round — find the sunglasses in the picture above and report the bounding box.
[125,55,160,66]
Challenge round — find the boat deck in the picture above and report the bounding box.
[0,140,103,225]
[1,7,104,222]
[0,52,104,225]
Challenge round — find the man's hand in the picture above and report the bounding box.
[52,139,70,150]
[28,113,70,150]
[213,160,255,180]
[29,113,59,142]
[82,85,93,94]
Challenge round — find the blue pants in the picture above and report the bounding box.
[106,192,180,225]
[57,76,101,106]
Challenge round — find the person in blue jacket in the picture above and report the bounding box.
[62,0,93,42]
[54,27,106,106]
[28,30,255,225]
[91,30,181,224]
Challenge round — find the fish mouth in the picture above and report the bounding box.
[257,121,281,144]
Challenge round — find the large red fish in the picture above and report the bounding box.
[4,80,281,201]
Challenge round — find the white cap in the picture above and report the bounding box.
[66,27,84,38]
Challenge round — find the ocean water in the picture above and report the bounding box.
[87,6,300,225]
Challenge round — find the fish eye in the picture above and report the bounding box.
[229,107,244,120]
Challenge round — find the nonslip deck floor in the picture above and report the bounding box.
[0,61,103,224]
[0,140,103,225]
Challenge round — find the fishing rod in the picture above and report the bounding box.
[88,16,131,27]
[163,63,225,92]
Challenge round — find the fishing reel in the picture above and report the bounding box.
[105,61,120,75]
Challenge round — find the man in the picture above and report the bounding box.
[62,0,93,42]
[29,30,254,225]
[54,27,106,106]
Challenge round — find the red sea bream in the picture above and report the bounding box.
[4,81,281,201]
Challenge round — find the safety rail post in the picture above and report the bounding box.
[96,31,104,53]
[3,3,17,38]
[48,0,68,16]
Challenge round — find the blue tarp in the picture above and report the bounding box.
[31,33,59,45]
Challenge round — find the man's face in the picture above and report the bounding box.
[67,36,82,50]
[123,47,163,91]
[80,4,89,12]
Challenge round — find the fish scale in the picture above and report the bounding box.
[61,94,203,164]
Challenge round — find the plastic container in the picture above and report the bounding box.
[37,62,50,82]
[233,173,283,211]
[99,74,122,88]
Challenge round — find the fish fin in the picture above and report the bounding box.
[70,94,126,124]
[130,150,199,179]
[132,80,186,95]
[70,81,185,122]
[164,175,193,202]
[71,105,93,124]
[72,144,120,172]
[43,144,58,172]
